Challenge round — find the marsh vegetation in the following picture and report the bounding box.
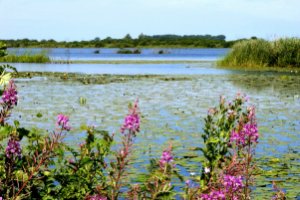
[219,38,300,68]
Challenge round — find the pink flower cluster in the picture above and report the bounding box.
[230,123,259,147]
[201,175,244,200]
[2,80,18,109]
[86,194,107,200]
[223,175,244,193]
[159,149,174,168]
[201,190,225,200]
[5,137,22,159]
[121,100,140,135]
[56,114,71,131]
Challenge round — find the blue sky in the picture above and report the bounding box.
[0,0,299,41]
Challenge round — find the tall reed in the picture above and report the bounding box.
[219,38,300,68]
[0,53,51,63]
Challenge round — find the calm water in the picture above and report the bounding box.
[8,48,229,61]
[12,62,238,75]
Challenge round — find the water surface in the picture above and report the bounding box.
[8,48,229,61]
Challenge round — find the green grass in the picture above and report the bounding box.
[0,53,51,63]
[218,38,300,68]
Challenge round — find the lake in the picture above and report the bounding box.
[5,48,300,198]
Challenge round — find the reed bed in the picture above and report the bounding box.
[219,38,300,68]
[0,53,51,63]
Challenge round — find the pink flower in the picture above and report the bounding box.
[201,190,225,200]
[56,114,71,131]
[159,149,174,168]
[230,123,259,147]
[86,194,107,200]
[6,137,21,159]
[223,175,244,193]
[2,80,18,109]
[120,100,140,135]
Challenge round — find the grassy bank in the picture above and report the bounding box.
[218,38,300,68]
[0,53,51,63]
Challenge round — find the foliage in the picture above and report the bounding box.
[219,37,300,68]
[0,54,50,63]
[0,42,7,57]
[1,34,242,48]
[199,94,249,183]
[117,48,141,54]
[50,126,113,199]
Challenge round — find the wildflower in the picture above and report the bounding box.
[56,114,71,131]
[120,100,140,135]
[68,158,75,164]
[201,190,225,200]
[247,106,256,123]
[223,175,244,193]
[208,108,217,116]
[204,167,210,174]
[235,93,248,102]
[159,149,174,168]
[86,194,107,200]
[5,137,22,159]
[2,80,18,109]
[185,179,191,187]
[230,123,259,146]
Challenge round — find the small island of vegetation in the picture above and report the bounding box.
[117,48,141,54]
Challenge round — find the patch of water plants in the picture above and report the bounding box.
[13,72,192,85]
[0,63,294,199]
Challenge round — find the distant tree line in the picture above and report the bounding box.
[0,34,250,48]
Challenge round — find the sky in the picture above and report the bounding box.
[0,0,299,41]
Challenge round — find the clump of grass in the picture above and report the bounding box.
[0,53,51,63]
[219,38,300,68]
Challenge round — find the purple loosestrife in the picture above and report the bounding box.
[230,123,259,147]
[159,149,174,169]
[201,190,226,200]
[223,175,244,193]
[120,100,140,135]
[86,194,107,200]
[56,114,71,131]
[2,80,18,109]
[5,137,22,159]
